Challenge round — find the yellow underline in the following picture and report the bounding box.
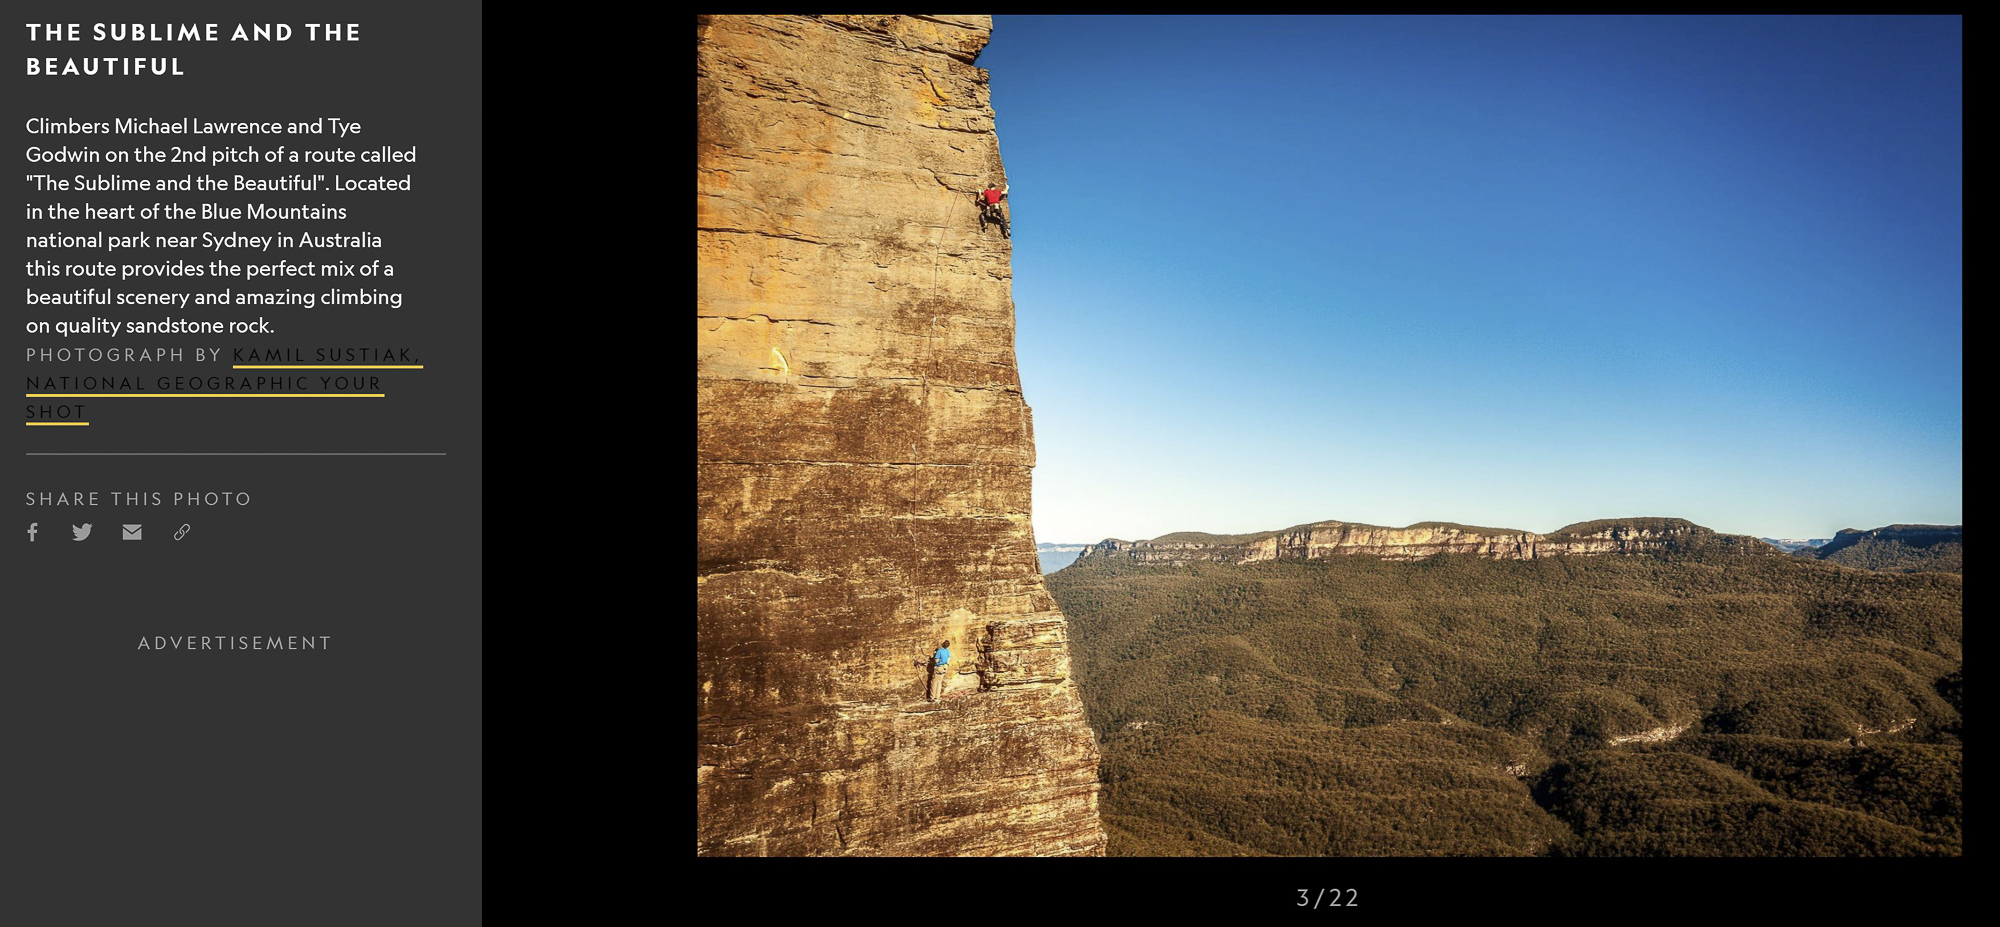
[232,365,425,369]
[25,394,386,398]
[26,421,88,426]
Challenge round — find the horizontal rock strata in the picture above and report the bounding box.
[697,14,1104,856]
[1080,518,1769,565]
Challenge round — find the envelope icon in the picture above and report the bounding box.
[122,524,142,541]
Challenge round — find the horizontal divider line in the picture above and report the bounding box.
[25,393,386,398]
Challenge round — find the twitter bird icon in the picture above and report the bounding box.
[72,523,91,541]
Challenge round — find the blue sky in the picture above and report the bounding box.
[980,15,1961,543]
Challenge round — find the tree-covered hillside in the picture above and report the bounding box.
[1048,547,1961,856]
[1813,525,1962,574]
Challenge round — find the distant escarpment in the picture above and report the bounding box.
[1052,528,1963,856]
[697,15,1103,856]
[1078,517,1771,565]
[1762,537,1832,554]
[1813,524,1962,574]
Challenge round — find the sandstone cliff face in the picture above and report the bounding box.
[697,15,1105,856]
[1536,519,1715,557]
[1080,518,1759,565]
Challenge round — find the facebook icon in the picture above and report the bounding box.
[27,523,36,542]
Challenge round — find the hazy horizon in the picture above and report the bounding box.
[982,15,1962,547]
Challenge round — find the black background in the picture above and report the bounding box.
[8,4,482,922]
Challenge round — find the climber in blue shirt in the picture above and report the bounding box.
[928,640,952,702]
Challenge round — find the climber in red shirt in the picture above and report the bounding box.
[978,182,1009,238]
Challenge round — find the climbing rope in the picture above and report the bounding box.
[909,177,959,684]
